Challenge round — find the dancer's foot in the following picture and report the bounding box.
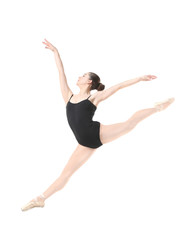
[21,194,45,211]
[154,98,175,112]
[31,195,45,203]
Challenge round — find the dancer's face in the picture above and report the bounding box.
[77,72,92,86]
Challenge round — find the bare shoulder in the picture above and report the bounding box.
[89,90,104,107]
[64,90,74,105]
[67,90,74,100]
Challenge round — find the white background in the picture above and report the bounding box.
[0,0,193,239]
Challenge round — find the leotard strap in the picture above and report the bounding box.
[69,94,73,102]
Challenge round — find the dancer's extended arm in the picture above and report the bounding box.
[54,50,73,102]
[42,39,73,104]
[96,75,157,103]
[118,77,141,89]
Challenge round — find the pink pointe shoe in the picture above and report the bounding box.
[21,194,45,211]
[154,98,175,112]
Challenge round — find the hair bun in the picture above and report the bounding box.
[88,72,105,91]
[97,82,105,91]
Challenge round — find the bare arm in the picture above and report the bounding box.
[54,49,65,73]
[53,50,73,102]
[117,77,141,89]
[43,39,73,104]
[96,75,157,103]
[96,77,141,103]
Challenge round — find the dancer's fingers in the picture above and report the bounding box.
[43,41,51,48]
[42,41,50,46]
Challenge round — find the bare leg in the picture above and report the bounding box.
[30,144,97,203]
[100,107,157,144]
[99,98,174,145]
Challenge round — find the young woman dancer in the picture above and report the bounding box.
[21,39,175,211]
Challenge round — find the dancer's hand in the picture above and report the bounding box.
[42,39,57,52]
[140,75,157,81]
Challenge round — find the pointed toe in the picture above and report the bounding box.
[154,97,175,112]
[21,200,45,211]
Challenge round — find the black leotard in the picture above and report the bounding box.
[66,94,103,149]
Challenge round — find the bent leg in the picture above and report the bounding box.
[42,144,97,200]
[100,107,157,144]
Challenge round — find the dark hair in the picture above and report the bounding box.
[88,72,105,91]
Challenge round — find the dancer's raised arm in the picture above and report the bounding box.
[42,39,73,103]
[118,75,157,89]
[96,75,157,103]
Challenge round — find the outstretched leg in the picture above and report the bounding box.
[22,144,97,210]
[100,108,157,144]
[100,99,174,145]
[42,144,97,200]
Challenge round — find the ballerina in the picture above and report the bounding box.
[21,39,175,211]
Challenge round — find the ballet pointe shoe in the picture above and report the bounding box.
[154,98,175,112]
[21,194,45,211]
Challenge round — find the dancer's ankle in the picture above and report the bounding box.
[39,193,46,201]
